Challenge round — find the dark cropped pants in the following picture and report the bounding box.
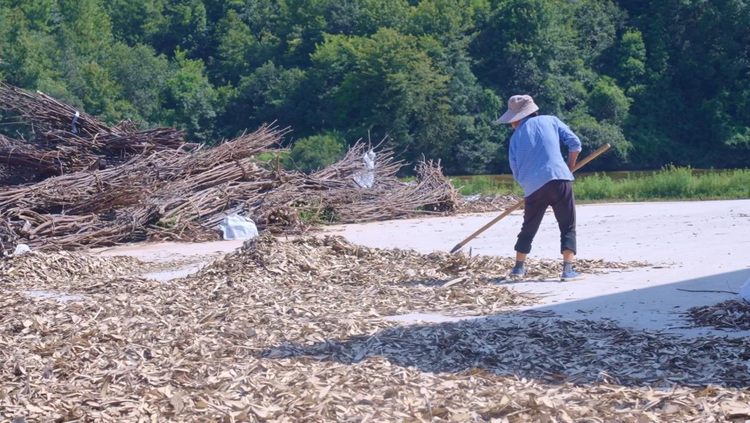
[515,179,576,255]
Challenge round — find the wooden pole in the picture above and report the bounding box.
[449,143,612,254]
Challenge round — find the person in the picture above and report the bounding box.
[497,94,585,281]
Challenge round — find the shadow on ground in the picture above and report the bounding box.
[262,269,750,388]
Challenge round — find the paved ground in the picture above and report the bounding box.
[326,200,750,336]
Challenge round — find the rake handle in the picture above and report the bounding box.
[449,143,612,254]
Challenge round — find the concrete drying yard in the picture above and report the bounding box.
[328,199,750,335]
[94,198,750,335]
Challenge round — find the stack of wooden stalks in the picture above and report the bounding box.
[0,84,459,253]
[0,83,191,179]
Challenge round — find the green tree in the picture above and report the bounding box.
[615,30,647,94]
[105,43,172,125]
[408,0,476,44]
[289,131,347,173]
[587,78,631,125]
[214,9,281,84]
[472,0,588,115]
[224,61,306,138]
[326,0,362,35]
[620,0,750,167]
[74,62,126,119]
[57,0,114,59]
[278,0,329,67]
[147,0,209,58]
[426,33,505,174]
[357,0,410,34]
[572,0,623,62]
[164,49,217,143]
[310,29,456,161]
[0,7,56,88]
[569,113,631,170]
[6,0,56,32]
[104,0,165,45]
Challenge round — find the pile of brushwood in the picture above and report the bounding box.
[0,83,189,180]
[0,83,460,253]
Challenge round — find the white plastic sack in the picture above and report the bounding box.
[354,150,376,189]
[739,278,750,303]
[13,244,32,255]
[218,214,258,241]
[464,194,481,203]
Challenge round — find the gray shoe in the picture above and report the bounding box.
[509,267,525,278]
[561,269,586,282]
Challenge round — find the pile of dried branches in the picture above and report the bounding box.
[1,132,458,252]
[0,124,287,250]
[0,83,461,252]
[0,83,112,136]
[255,148,462,229]
[687,299,750,331]
[0,236,745,422]
[0,134,83,176]
[0,83,189,179]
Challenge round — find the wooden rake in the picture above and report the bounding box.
[449,143,612,254]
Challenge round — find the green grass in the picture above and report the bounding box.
[454,166,750,202]
[574,166,750,201]
[452,176,523,196]
[294,200,338,223]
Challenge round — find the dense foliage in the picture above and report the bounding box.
[288,131,347,172]
[1,0,748,173]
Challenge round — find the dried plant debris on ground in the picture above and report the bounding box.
[687,300,750,331]
[3,235,744,422]
[0,251,143,283]
[266,319,750,422]
[209,234,643,316]
[0,250,220,287]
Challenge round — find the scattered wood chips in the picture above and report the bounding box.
[3,235,747,422]
[0,251,141,283]
[687,300,750,331]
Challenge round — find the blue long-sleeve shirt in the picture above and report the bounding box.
[509,115,582,197]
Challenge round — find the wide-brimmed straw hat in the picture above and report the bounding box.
[497,94,539,124]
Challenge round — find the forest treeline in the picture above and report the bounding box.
[0,0,748,174]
